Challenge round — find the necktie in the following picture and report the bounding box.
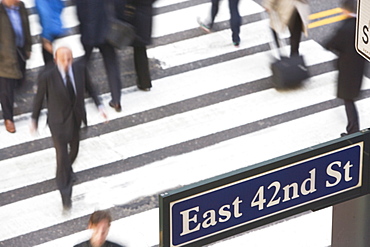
[65,73,75,102]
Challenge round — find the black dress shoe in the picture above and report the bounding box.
[109,101,122,112]
[138,86,151,92]
[340,133,348,137]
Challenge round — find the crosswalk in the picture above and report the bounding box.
[1,0,369,246]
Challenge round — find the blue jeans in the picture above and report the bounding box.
[210,0,241,43]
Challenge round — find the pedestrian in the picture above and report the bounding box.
[263,0,310,56]
[115,0,155,91]
[0,0,32,133]
[74,0,123,112]
[35,0,66,66]
[30,47,107,210]
[74,210,124,247]
[198,0,241,47]
[325,0,366,136]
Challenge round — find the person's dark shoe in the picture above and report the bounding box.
[340,133,348,137]
[138,86,151,92]
[233,41,240,47]
[109,101,122,112]
[5,120,16,133]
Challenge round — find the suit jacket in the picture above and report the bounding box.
[32,59,101,138]
[325,17,366,100]
[0,1,32,79]
[74,0,108,47]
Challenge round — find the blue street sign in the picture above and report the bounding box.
[160,131,370,247]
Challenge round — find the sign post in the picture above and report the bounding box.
[332,194,370,247]
[356,0,370,61]
[159,130,370,247]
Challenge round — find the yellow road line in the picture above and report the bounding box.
[309,7,343,20]
[308,14,348,29]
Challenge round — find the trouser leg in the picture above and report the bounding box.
[52,134,73,207]
[0,77,15,121]
[134,46,152,89]
[344,99,359,134]
[229,0,241,43]
[288,9,303,56]
[83,45,93,62]
[209,0,221,27]
[99,43,122,104]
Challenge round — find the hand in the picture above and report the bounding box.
[98,105,109,123]
[29,119,38,135]
[42,38,53,54]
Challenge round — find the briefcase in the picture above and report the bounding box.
[271,55,309,89]
[106,18,135,49]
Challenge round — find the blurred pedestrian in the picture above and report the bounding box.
[263,0,310,56]
[198,0,241,47]
[35,0,66,66]
[0,0,32,133]
[325,0,366,136]
[74,0,123,112]
[31,47,107,210]
[74,210,124,247]
[116,0,155,91]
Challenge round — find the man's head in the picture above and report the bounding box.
[54,47,73,72]
[88,210,112,247]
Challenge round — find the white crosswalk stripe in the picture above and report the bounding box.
[1,0,367,246]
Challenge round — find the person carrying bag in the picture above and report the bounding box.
[263,0,310,89]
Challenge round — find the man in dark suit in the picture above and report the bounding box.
[74,0,123,112]
[31,47,107,210]
[325,0,366,136]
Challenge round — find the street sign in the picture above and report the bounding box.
[356,0,370,61]
[159,130,370,247]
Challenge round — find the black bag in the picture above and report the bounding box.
[106,1,136,49]
[271,55,309,89]
[106,19,135,49]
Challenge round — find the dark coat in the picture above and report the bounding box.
[31,60,100,138]
[74,0,109,47]
[325,17,366,100]
[115,0,155,46]
[0,1,32,79]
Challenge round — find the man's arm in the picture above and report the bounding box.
[30,70,48,131]
[84,66,108,120]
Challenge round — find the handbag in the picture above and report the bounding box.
[106,19,135,49]
[106,1,136,49]
[271,55,309,89]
